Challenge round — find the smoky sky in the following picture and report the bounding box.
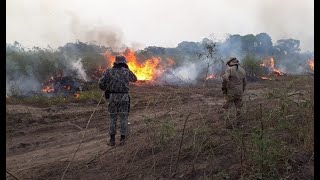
[6,0,313,51]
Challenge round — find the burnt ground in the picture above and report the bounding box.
[6,75,314,179]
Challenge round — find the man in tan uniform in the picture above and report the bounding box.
[222,57,246,119]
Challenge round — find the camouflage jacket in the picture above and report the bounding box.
[222,65,246,96]
[99,67,137,102]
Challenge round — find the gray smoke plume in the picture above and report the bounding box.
[6,74,39,96]
[6,59,42,96]
[158,55,223,85]
[70,58,88,81]
[159,62,200,85]
[68,13,126,52]
[256,0,314,51]
[6,43,91,96]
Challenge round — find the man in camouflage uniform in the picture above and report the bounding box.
[222,57,246,127]
[99,55,137,146]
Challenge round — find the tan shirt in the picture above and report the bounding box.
[223,65,246,96]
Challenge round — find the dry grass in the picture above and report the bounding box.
[6,75,314,179]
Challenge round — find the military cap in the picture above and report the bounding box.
[114,55,127,64]
[226,57,239,65]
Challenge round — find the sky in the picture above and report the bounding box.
[6,0,314,52]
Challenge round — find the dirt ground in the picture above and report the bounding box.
[6,76,314,179]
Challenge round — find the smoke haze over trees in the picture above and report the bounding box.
[6,33,314,95]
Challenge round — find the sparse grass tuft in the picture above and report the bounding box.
[154,119,176,148]
[7,89,104,107]
[237,77,314,179]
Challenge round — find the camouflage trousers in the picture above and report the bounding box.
[108,100,130,136]
[222,94,243,115]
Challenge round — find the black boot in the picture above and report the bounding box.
[119,135,126,145]
[107,134,115,146]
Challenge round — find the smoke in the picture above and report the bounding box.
[6,31,314,96]
[6,65,42,96]
[6,43,91,96]
[256,0,314,51]
[6,76,41,96]
[158,56,222,85]
[68,13,126,52]
[6,0,313,52]
[216,36,245,60]
[159,63,200,85]
[6,54,41,96]
[70,59,88,81]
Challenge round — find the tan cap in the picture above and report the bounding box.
[226,57,239,65]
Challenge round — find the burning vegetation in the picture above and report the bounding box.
[307,58,314,71]
[260,57,286,76]
[103,49,175,81]
[11,53,313,98]
[205,73,222,81]
[41,76,82,98]
[37,48,177,98]
[6,33,314,97]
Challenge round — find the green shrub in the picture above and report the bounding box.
[242,55,263,80]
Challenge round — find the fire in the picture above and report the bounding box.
[103,49,174,81]
[41,76,57,93]
[41,76,82,97]
[206,73,216,80]
[42,85,54,93]
[307,58,314,71]
[260,57,284,76]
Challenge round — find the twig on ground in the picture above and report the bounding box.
[171,112,203,178]
[68,122,84,131]
[60,92,104,180]
[130,144,143,167]
[6,169,21,180]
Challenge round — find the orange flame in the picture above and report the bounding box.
[260,57,284,76]
[42,85,54,93]
[103,49,175,81]
[206,73,216,80]
[307,58,314,71]
[74,93,80,98]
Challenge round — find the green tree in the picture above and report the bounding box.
[255,33,273,56]
[241,34,258,54]
[242,55,262,80]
